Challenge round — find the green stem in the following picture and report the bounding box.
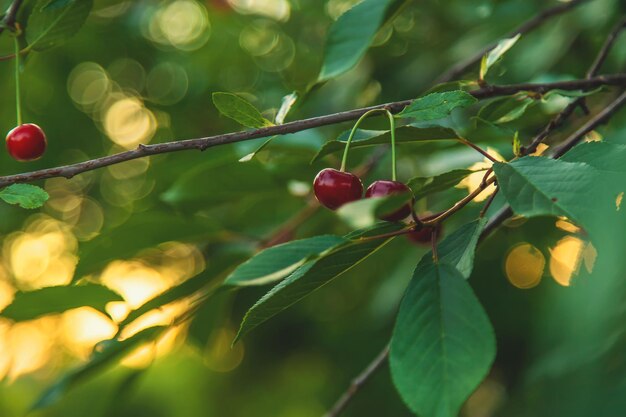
[14,36,22,126]
[340,108,387,172]
[385,110,397,181]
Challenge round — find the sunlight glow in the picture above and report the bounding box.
[505,243,545,289]
[457,148,505,202]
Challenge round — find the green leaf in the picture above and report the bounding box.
[235,223,403,342]
[1,284,123,322]
[397,91,477,121]
[437,219,487,279]
[336,193,413,229]
[318,0,395,82]
[26,0,93,51]
[32,326,165,410]
[212,92,273,128]
[390,259,496,417]
[478,96,535,124]
[223,235,347,287]
[0,184,49,209]
[312,126,459,163]
[479,33,521,79]
[408,169,477,201]
[493,157,600,233]
[543,87,603,99]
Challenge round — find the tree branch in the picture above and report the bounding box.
[0,0,24,35]
[0,75,624,189]
[434,0,588,84]
[323,344,390,417]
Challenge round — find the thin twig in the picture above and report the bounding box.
[457,137,497,162]
[0,0,25,35]
[586,17,626,79]
[323,344,390,417]
[0,75,624,189]
[434,0,587,83]
[479,187,499,218]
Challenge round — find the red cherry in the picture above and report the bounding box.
[407,223,443,246]
[6,124,47,162]
[365,180,413,221]
[313,168,363,210]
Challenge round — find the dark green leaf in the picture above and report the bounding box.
[32,326,165,410]
[1,284,123,322]
[212,92,273,128]
[27,0,93,51]
[235,223,403,342]
[397,91,477,121]
[223,235,347,287]
[390,259,496,417]
[408,169,477,201]
[312,126,459,163]
[0,184,49,209]
[318,0,394,82]
[493,157,599,233]
[478,96,535,124]
[437,219,486,278]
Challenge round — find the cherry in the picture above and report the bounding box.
[6,124,47,162]
[313,168,363,210]
[365,180,413,221]
[407,223,443,246]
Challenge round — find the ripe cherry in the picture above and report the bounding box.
[313,168,363,210]
[407,223,443,246]
[6,124,47,162]
[365,180,413,221]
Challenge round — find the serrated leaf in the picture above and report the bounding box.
[26,0,93,51]
[408,169,477,201]
[397,91,477,121]
[312,126,459,163]
[235,223,403,342]
[493,157,602,235]
[390,258,496,417]
[437,219,487,278]
[336,193,413,229]
[1,284,123,322]
[479,33,521,79]
[223,235,347,287]
[212,92,273,128]
[0,184,49,209]
[31,326,165,410]
[318,0,395,82]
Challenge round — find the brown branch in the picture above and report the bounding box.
[0,75,624,189]
[0,0,24,35]
[434,0,588,84]
[323,344,390,417]
[586,17,626,79]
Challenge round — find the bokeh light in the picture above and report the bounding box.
[457,148,505,202]
[549,236,596,286]
[504,243,545,289]
[103,95,157,149]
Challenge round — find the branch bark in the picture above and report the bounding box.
[0,75,624,189]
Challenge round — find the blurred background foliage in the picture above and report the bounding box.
[0,0,624,416]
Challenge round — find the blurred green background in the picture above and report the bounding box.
[0,0,624,416]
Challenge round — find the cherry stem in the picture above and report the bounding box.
[457,137,497,162]
[385,110,397,181]
[13,36,22,126]
[340,108,387,172]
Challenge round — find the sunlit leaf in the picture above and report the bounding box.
[1,284,123,322]
[223,235,347,287]
[0,183,49,209]
[397,91,477,121]
[479,33,521,79]
[27,0,93,51]
[235,223,403,342]
[212,92,273,128]
[275,91,298,124]
[390,258,496,417]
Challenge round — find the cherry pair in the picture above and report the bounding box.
[313,168,412,221]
